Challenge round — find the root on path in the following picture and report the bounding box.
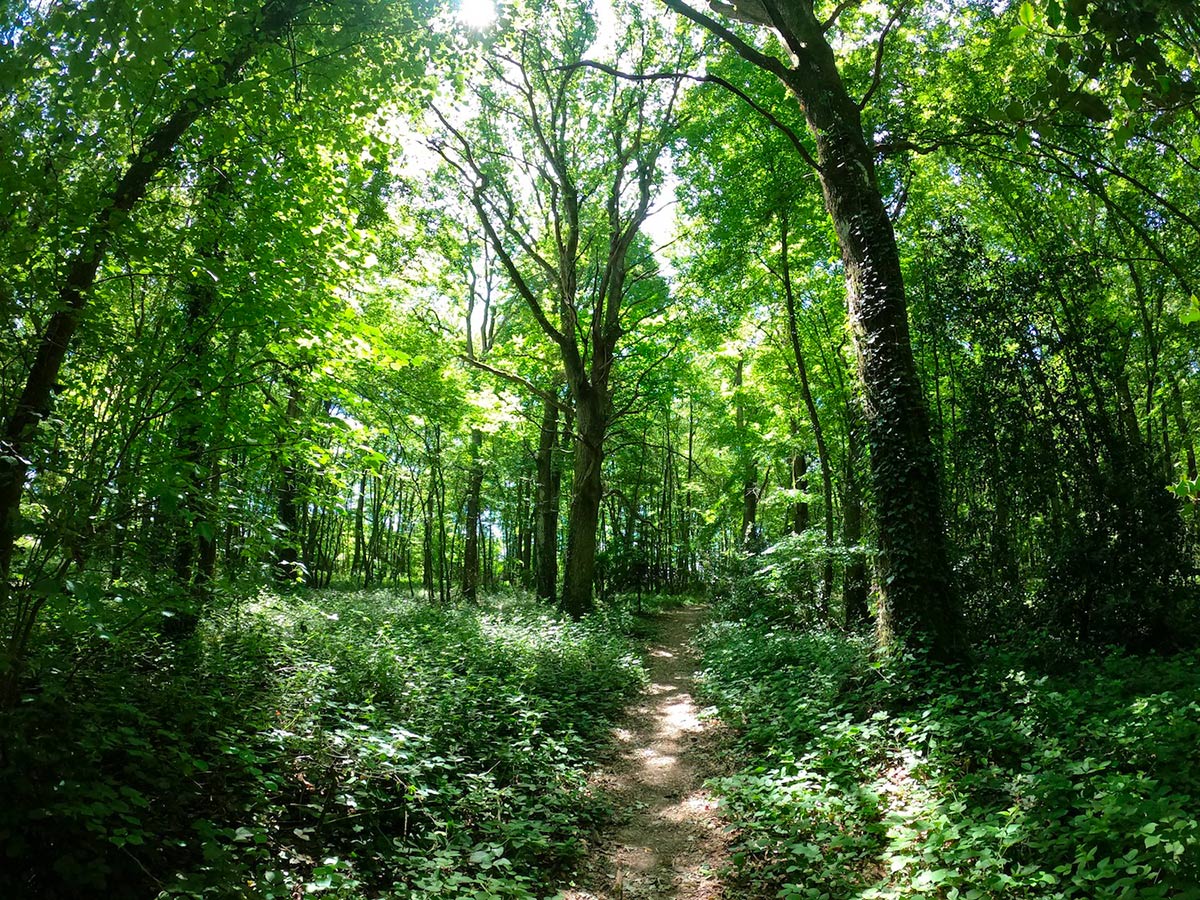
[563,605,730,900]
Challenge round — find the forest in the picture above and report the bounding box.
[1,0,1198,897]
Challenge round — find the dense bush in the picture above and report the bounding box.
[0,590,646,899]
[696,608,1200,899]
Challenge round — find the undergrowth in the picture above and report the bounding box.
[696,597,1200,899]
[0,589,647,899]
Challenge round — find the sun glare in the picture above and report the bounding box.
[457,0,497,28]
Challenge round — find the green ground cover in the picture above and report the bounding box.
[0,590,647,899]
[696,598,1200,900]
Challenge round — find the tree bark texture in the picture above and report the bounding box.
[562,390,605,618]
[784,31,957,654]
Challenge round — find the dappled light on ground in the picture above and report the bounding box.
[697,613,1200,899]
[564,606,728,899]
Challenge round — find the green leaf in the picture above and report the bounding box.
[1120,83,1144,112]
[1181,296,1200,325]
[1071,92,1112,121]
[1018,2,1037,26]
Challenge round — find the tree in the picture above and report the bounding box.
[663,0,962,657]
[0,0,439,698]
[432,1,685,617]
[461,235,500,603]
[0,0,313,695]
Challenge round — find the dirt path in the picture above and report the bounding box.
[563,605,730,900]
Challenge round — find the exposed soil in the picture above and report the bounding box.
[562,605,731,899]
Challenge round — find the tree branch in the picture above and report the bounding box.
[858,1,908,111]
[459,355,572,414]
[428,107,569,348]
[564,60,819,172]
[821,0,863,31]
[660,0,790,80]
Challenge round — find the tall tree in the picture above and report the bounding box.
[433,2,684,617]
[664,0,962,657]
[0,0,439,697]
[461,236,500,603]
[0,0,311,693]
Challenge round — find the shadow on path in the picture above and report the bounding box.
[564,605,729,900]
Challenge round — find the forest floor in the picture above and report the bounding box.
[563,605,734,900]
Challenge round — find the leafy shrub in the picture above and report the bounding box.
[696,616,1200,899]
[709,534,872,630]
[0,590,646,898]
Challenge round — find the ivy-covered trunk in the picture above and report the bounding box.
[785,58,958,655]
[663,0,963,659]
[798,106,956,652]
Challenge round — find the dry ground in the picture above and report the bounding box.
[561,605,732,900]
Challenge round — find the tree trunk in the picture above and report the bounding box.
[780,208,834,610]
[352,473,367,582]
[422,478,435,603]
[562,390,604,618]
[842,475,869,623]
[195,333,239,589]
[790,445,810,534]
[1171,378,1198,481]
[735,358,760,549]
[462,428,484,602]
[741,477,759,548]
[433,428,450,605]
[521,476,534,585]
[274,388,306,583]
[681,397,696,584]
[781,11,958,656]
[842,401,870,626]
[366,474,387,588]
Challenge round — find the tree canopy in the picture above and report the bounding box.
[0,0,1198,895]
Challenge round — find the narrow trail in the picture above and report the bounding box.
[564,605,731,900]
